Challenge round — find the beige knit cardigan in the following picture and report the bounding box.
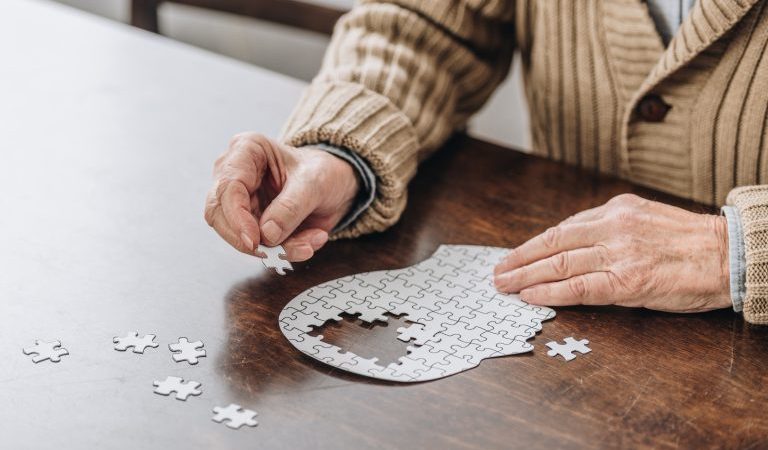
[281,0,768,324]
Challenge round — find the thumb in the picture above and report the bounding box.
[259,179,317,246]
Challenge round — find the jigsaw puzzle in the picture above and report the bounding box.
[22,340,69,363]
[113,332,159,354]
[153,376,202,401]
[169,337,206,365]
[212,404,258,429]
[279,245,555,382]
[257,244,292,275]
[546,337,591,361]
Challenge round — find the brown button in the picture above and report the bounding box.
[636,94,671,122]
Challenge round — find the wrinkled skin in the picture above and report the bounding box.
[493,194,731,313]
[204,133,358,262]
[205,134,732,313]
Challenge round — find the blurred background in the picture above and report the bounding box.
[51,0,531,151]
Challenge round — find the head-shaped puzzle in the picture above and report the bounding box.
[279,245,555,382]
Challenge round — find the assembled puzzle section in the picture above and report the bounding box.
[279,245,556,382]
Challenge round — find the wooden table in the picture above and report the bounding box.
[2,1,766,449]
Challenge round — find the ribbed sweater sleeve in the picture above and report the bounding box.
[280,0,516,238]
[726,185,768,325]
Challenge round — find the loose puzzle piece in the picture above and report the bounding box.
[279,245,556,382]
[168,338,206,365]
[113,332,159,354]
[153,376,202,401]
[257,244,292,275]
[546,337,591,362]
[212,404,258,429]
[23,340,69,363]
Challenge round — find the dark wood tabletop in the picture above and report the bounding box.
[2,1,767,449]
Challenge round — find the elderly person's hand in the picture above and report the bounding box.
[494,194,732,313]
[204,133,359,261]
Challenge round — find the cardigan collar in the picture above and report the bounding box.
[601,0,761,108]
[601,0,762,175]
[638,0,763,99]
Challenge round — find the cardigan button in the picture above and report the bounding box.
[636,94,671,122]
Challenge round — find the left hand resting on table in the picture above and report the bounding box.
[493,194,732,313]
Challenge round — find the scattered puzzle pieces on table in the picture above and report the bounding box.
[546,337,591,362]
[169,337,206,365]
[153,376,202,401]
[279,245,556,382]
[113,331,159,354]
[23,340,69,363]
[257,244,292,275]
[212,403,258,429]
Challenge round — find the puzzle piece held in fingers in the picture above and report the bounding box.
[257,244,293,275]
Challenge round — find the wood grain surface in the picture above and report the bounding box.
[224,136,768,449]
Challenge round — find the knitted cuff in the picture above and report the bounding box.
[281,81,420,238]
[726,185,768,325]
[301,143,377,236]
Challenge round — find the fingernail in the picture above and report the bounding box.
[520,289,536,303]
[494,272,511,287]
[240,232,254,252]
[310,232,328,248]
[261,220,281,244]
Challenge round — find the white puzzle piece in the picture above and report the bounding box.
[546,337,591,361]
[153,376,202,401]
[168,337,206,365]
[212,404,258,429]
[279,245,556,382]
[23,340,69,363]
[113,332,158,354]
[257,244,292,275]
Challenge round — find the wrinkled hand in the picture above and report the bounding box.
[494,194,731,313]
[204,133,359,261]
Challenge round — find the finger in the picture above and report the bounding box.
[205,186,255,254]
[259,179,318,246]
[207,137,274,253]
[220,180,261,253]
[208,209,256,254]
[215,136,272,195]
[494,221,608,275]
[280,228,329,262]
[520,272,619,306]
[494,246,608,293]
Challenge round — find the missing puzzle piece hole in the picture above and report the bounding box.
[307,312,412,367]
